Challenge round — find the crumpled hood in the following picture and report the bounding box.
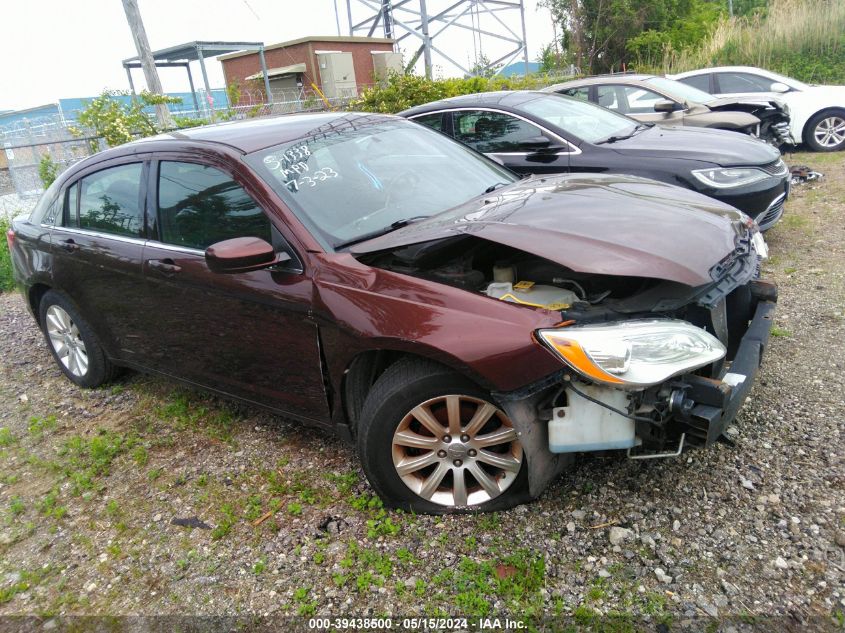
[608,125,780,166]
[351,174,744,287]
[706,95,785,111]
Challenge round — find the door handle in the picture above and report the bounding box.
[147,258,182,275]
[59,238,79,252]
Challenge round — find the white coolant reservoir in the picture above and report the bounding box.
[548,384,636,453]
[485,281,578,310]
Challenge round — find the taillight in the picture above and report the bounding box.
[5,228,13,250]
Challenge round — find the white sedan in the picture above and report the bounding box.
[670,66,845,151]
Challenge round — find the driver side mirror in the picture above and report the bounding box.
[654,99,682,113]
[769,82,790,93]
[521,136,564,153]
[205,237,291,274]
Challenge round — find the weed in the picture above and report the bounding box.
[0,216,14,292]
[9,496,25,516]
[332,573,349,587]
[244,495,264,522]
[132,446,149,467]
[252,557,267,575]
[326,471,358,495]
[59,430,133,494]
[0,427,17,447]
[27,415,57,438]
[211,503,237,540]
[39,489,67,520]
[356,570,375,593]
[0,567,51,604]
[771,326,791,337]
[287,502,303,516]
[784,266,798,274]
[147,468,163,482]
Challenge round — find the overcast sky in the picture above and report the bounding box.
[0,0,556,112]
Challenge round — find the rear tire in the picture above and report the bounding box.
[804,109,845,152]
[39,290,115,388]
[357,358,529,514]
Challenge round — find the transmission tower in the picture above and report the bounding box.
[345,0,529,78]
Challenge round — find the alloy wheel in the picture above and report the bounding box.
[391,394,522,507]
[45,305,89,378]
[814,115,845,148]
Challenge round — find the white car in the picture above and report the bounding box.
[670,66,845,152]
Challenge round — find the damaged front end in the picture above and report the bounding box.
[502,223,775,495]
[357,205,775,498]
[708,97,793,146]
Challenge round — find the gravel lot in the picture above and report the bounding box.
[0,151,843,631]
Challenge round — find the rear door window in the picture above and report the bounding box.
[716,72,775,93]
[679,73,712,92]
[452,110,547,153]
[156,161,271,250]
[77,163,145,237]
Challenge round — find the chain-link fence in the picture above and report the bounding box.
[0,117,101,219]
[0,87,370,219]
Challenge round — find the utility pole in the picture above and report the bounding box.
[121,0,174,129]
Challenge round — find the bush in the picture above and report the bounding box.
[651,0,845,84]
[349,72,557,114]
[38,154,60,188]
[0,216,15,292]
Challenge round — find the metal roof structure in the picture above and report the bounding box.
[245,63,307,81]
[122,41,271,112]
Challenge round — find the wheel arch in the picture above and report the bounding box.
[27,283,52,326]
[340,347,495,439]
[801,106,845,143]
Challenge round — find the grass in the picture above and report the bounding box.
[27,414,57,439]
[211,503,237,540]
[156,389,238,444]
[653,0,845,84]
[0,427,16,447]
[423,549,546,617]
[0,216,14,293]
[58,430,134,495]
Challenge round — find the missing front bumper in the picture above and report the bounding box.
[672,281,777,446]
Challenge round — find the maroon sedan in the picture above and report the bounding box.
[7,112,776,512]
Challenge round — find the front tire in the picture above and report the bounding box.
[804,109,845,152]
[357,359,529,514]
[39,290,115,388]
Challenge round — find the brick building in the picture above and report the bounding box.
[218,36,400,103]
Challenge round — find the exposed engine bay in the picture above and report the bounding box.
[710,99,792,146]
[359,226,773,458]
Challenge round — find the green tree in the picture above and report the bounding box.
[541,0,725,73]
[38,154,60,188]
[70,90,182,148]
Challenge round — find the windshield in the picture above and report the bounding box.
[245,116,517,250]
[519,93,637,143]
[643,76,716,103]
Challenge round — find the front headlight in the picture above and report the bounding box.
[537,319,726,389]
[691,167,769,189]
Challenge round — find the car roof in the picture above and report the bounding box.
[400,90,561,116]
[128,111,396,154]
[551,74,658,88]
[672,66,772,77]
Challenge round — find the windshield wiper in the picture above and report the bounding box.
[334,216,429,250]
[596,124,649,145]
[484,181,511,194]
